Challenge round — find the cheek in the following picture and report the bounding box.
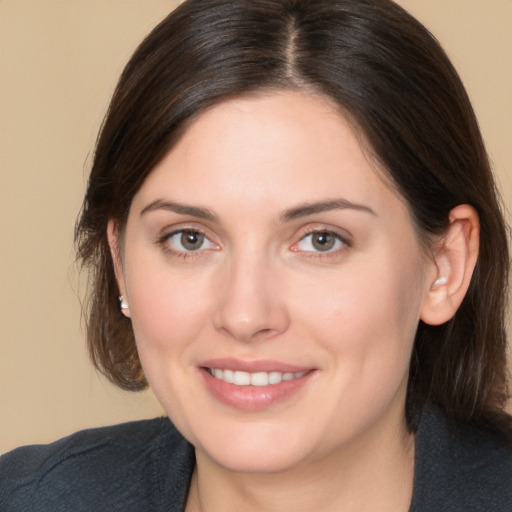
[301,259,422,331]
[294,250,426,379]
[124,253,214,359]
[125,264,216,420]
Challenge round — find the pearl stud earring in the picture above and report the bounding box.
[119,296,129,310]
[432,277,447,289]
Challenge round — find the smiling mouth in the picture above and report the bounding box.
[206,368,307,386]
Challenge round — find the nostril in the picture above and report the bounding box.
[212,272,290,342]
[252,328,275,339]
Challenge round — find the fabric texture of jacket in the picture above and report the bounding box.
[1,407,511,511]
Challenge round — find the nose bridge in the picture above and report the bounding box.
[213,243,288,342]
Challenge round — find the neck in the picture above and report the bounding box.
[185,414,415,512]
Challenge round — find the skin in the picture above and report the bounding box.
[109,90,479,511]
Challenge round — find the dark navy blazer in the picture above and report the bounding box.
[1,408,511,511]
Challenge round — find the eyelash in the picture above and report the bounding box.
[291,229,352,258]
[158,228,217,259]
[157,227,352,260]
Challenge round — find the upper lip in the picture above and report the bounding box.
[200,358,313,373]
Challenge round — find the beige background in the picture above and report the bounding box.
[1,0,511,454]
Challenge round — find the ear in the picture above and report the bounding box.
[420,204,479,326]
[107,220,131,318]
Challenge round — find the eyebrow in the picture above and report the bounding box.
[280,199,377,222]
[140,198,376,223]
[140,199,219,222]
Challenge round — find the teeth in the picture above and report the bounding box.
[268,372,282,384]
[250,372,268,386]
[233,371,251,385]
[209,368,306,386]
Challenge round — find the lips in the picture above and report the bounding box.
[199,359,315,411]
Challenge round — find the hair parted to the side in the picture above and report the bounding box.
[75,0,510,428]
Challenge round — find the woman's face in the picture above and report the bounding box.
[113,91,436,473]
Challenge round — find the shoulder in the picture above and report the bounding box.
[411,407,512,512]
[0,417,173,480]
[0,417,194,512]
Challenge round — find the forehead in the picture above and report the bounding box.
[131,90,405,220]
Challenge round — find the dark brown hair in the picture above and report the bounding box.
[76,0,510,427]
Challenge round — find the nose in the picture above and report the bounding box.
[213,253,290,343]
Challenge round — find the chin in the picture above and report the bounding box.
[201,443,309,474]
[191,421,314,474]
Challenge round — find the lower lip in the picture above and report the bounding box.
[200,369,314,411]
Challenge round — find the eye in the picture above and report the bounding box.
[295,231,347,253]
[164,230,216,252]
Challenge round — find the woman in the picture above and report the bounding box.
[1,0,510,510]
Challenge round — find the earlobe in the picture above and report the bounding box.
[107,220,131,317]
[420,204,479,326]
